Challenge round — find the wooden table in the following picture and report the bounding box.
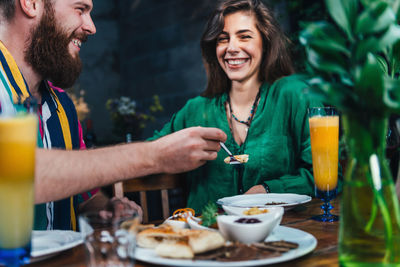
[26,198,340,267]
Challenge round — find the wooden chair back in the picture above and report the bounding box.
[113,173,185,224]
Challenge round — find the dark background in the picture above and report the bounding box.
[73,0,325,144]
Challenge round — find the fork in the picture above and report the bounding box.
[219,142,241,165]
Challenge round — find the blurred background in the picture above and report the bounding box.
[69,0,325,146]
[68,0,400,221]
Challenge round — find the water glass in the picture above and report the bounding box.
[79,211,138,267]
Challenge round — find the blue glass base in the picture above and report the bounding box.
[0,243,31,267]
[313,188,339,222]
[315,188,337,202]
[312,213,339,222]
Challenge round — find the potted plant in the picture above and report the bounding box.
[106,95,163,142]
[300,0,400,265]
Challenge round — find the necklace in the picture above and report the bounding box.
[228,90,261,127]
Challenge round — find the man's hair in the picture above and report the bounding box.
[0,0,16,20]
[200,0,294,97]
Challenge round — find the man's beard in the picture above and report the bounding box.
[25,5,86,88]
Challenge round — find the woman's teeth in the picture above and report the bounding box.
[227,59,247,65]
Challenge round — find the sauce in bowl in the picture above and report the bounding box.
[234,218,261,224]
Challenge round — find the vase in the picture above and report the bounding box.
[339,114,400,266]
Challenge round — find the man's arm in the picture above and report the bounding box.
[35,126,226,203]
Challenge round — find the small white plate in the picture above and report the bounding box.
[30,230,83,261]
[217,193,311,210]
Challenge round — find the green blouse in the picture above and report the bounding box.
[149,75,323,213]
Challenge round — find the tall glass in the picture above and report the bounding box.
[0,108,37,266]
[308,107,339,222]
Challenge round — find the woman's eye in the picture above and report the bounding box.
[217,36,229,43]
[240,35,252,39]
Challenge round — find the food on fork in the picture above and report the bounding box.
[224,154,249,164]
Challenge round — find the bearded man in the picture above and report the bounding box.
[0,0,226,230]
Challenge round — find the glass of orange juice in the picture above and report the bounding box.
[308,107,339,222]
[0,102,37,266]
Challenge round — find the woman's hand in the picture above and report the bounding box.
[244,185,267,194]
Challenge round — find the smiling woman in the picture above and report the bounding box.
[148,0,324,213]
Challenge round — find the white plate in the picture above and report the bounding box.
[134,226,317,267]
[217,193,311,210]
[30,230,83,261]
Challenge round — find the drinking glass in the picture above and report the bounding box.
[0,102,37,266]
[79,210,138,267]
[308,107,339,222]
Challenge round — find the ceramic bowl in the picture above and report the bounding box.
[223,205,282,219]
[217,206,284,244]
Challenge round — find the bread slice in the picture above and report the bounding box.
[155,240,194,259]
[224,154,249,164]
[137,225,186,248]
[177,229,225,254]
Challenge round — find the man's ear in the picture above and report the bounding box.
[19,0,43,18]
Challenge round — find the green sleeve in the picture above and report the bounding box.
[263,77,319,195]
[147,97,207,141]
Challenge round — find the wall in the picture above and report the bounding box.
[76,0,215,143]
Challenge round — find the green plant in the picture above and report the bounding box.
[201,202,218,228]
[106,95,163,140]
[300,0,400,116]
[300,0,400,264]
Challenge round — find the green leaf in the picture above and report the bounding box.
[307,77,358,110]
[325,0,357,39]
[355,25,400,60]
[383,77,400,110]
[391,41,400,72]
[379,24,400,50]
[300,22,350,57]
[392,0,400,18]
[356,36,380,61]
[307,48,348,75]
[201,202,218,227]
[356,2,395,34]
[376,55,389,74]
[355,53,385,109]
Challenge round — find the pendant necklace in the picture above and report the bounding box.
[227,89,261,131]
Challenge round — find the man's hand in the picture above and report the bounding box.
[245,185,267,194]
[99,197,143,222]
[152,127,227,173]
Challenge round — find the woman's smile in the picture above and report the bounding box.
[216,11,263,85]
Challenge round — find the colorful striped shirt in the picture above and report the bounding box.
[0,41,98,231]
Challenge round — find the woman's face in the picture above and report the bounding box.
[216,11,263,85]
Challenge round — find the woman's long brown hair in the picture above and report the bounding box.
[201,0,294,97]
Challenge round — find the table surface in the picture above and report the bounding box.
[26,197,340,267]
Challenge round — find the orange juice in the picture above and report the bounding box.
[309,116,339,191]
[0,114,37,249]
